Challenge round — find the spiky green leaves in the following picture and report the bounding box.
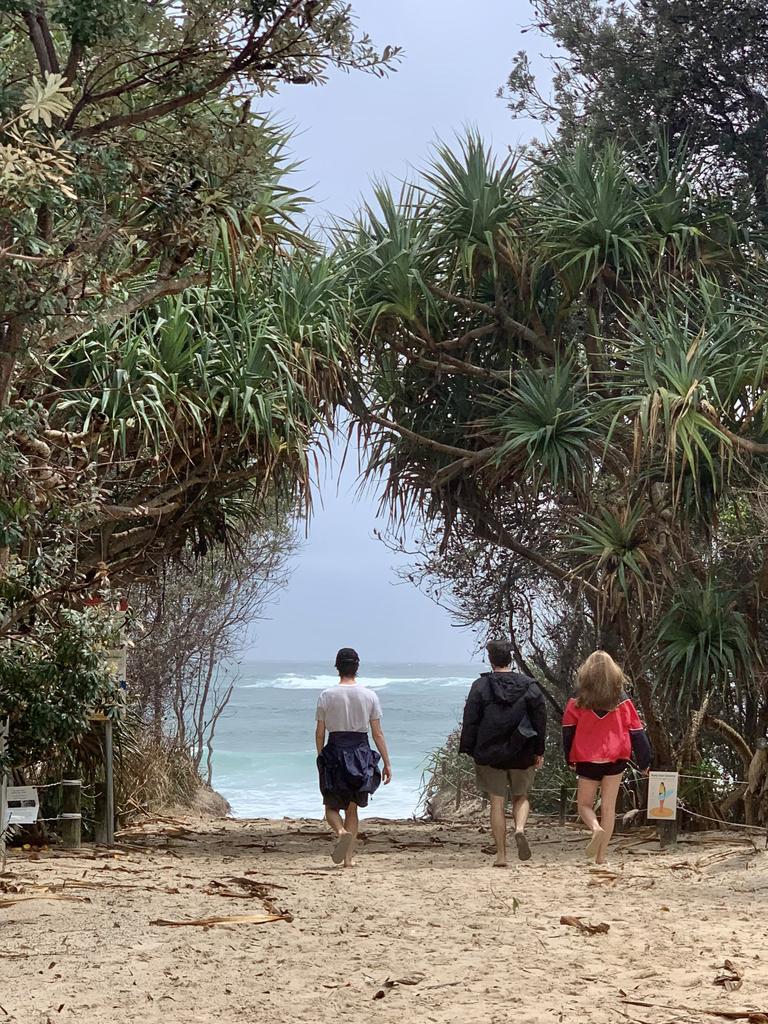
[488,363,598,490]
[569,503,660,617]
[656,578,753,713]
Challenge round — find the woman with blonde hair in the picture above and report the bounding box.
[562,651,651,864]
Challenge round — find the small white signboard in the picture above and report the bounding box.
[647,771,678,821]
[6,786,39,825]
[105,648,127,683]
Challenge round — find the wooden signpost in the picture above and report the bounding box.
[60,778,82,849]
[90,600,127,846]
[90,713,115,845]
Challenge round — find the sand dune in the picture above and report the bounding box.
[1,817,767,1023]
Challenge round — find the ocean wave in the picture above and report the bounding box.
[240,673,470,690]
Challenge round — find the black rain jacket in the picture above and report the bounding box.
[459,671,547,770]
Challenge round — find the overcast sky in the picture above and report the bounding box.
[250,0,551,664]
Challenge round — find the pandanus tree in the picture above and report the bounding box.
[1,246,354,766]
[0,0,391,765]
[339,135,768,822]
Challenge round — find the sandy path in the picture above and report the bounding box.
[1,817,767,1024]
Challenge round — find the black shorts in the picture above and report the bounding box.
[323,790,371,811]
[575,760,627,781]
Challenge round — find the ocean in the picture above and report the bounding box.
[210,660,479,819]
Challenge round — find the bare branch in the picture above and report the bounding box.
[428,283,554,356]
[42,273,208,350]
[473,514,599,598]
[366,411,480,459]
[73,0,306,139]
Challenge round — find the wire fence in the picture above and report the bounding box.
[424,755,766,843]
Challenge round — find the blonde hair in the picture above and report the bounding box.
[575,650,625,711]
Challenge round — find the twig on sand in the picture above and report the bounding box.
[416,980,463,997]
[620,999,768,1021]
[150,912,291,928]
[614,1008,656,1024]
[0,893,91,907]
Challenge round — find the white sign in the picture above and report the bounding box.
[105,647,127,683]
[647,771,678,821]
[6,786,39,825]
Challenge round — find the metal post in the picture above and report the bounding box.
[60,779,82,849]
[104,718,114,845]
[93,781,108,845]
[0,718,8,871]
[559,784,568,826]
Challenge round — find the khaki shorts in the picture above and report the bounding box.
[475,763,535,799]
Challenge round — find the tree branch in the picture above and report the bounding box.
[42,273,208,350]
[507,629,565,716]
[703,714,754,771]
[366,412,480,459]
[398,333,509,382]
[433,323,496,352]
[0,318,25,408]
[35,3,60,74]
[473,513,599,598]
[73,0,305,139]
[701,402,768,456]
[21,7,54,74]
[63,40,84,86]
[428,283,554,356]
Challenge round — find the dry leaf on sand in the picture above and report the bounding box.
[560,915,610,935]
[714,959,744,992]
[373,972,427,998]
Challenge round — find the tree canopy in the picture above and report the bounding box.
[502,0,768,219]
[337,133,768,820]
[0,0,394,767]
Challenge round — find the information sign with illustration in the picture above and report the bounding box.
[647,771,678,820]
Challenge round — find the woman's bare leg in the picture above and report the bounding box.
[596,773,622,864]
[577,777,603,859]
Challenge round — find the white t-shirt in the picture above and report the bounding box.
[316,683,383,733]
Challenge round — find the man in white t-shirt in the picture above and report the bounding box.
[315,648,392,867]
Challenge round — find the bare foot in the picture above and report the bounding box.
[493,858,508,868]
[332,831,353,864]
[342,836,357,868]
[514,832,531,861]
[586,828,604,860]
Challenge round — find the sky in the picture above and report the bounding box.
[249,0,552,664]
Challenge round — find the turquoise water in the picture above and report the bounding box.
[210,660,479,819]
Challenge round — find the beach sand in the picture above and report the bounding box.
[2,817,767,1023]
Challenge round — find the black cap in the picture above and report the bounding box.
[335,648,360,671]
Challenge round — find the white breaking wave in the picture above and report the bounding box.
[240,673,469,691]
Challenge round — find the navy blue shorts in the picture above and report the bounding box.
[317,731,381,810]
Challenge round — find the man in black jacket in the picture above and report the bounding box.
[459,640,547,866]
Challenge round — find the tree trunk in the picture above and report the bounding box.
[622,644,673,767]
[0,318,24,409]
[746,748,768,826]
